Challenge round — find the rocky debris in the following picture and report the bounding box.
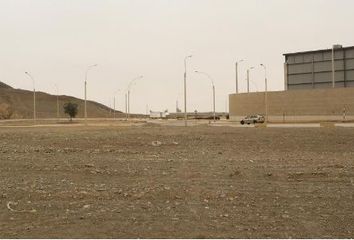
[6,201,37,213]
[84,163,95,168]
[151,141,162,147]
[229,170,241,177]
[1,125,354,238]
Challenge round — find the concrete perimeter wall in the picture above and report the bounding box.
[229,87,354,122]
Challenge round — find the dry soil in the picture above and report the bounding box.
[0,124,353,238]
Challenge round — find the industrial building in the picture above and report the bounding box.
[284,45,354,90]
[229,45,354,122]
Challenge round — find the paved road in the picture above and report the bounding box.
[1,118,354,128]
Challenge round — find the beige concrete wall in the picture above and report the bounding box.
[229,88,354,122]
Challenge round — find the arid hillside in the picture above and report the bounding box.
[0,81,121,119]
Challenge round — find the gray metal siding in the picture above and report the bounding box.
[285,47,354,90]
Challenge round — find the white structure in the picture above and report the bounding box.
[150,110,169,119]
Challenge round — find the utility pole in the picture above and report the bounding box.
[235,59,243,93]
[25,72,36,124]
[126,75,143,120]
[113,95,116,119]
[332,46,335,88]
[247,69,250,93]
[260,64,268,124]
[184,55,192,127]
[194,70,216,122]
[246,67,254,93]
[212,84,215,121]
[55,84,59,120]
[84,64,98,125]
[128,90,130,119]
[125,93,128,121]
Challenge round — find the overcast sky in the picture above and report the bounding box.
[1,0,353,114]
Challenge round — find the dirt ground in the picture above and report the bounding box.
[0,123,353,238]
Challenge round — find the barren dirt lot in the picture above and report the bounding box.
[0,124,353,238]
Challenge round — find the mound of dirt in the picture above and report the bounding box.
[0,81,122,119]
[0,81,13,89]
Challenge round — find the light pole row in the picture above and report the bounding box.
[23,66,145,124]
[234,61,269,123]
[183,55,219,126]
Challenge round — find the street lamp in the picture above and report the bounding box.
[184,55,192,127]
[84,64,98,125]
[246,66,255,93]
[260,64,268,124]
[235,59,244,94]
[24,72,36,124]
[54,84,59,120]
[194,71,216,122]
[331,45,335,88]
[126,75,143,120]
[113,89,120,119]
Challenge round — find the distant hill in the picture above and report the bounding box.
[0,81,122,119]
[0,81,12,89]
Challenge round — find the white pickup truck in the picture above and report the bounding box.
[240,114,265,125]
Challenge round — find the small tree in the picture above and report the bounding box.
[63,102,78,121]
[0,103,13,119]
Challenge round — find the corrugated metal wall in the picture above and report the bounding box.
[285,47,354,90]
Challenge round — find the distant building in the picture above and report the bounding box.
[228,45,354,122]
[149,110,169,119]
[284,45,354,90]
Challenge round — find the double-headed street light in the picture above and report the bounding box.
[184,55,192,127]
[235,59,244,94]
[260,64,268,124]
[126,75,143,120]
[84,64,98,125]
[246,66,255,93]
[194,71,216,122]
[24,71,36,124]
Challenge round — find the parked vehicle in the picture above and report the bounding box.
[240,114,265,125]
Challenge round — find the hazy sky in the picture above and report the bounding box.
[1,0,353,114]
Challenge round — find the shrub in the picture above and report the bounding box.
[63,102,78,121]
[0,103,13,119]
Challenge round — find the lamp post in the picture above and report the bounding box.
[127,75,143,120]
[125,93,128,120]
[184,55,192,127]
[235,59,244,94]
[84,64,98,125]
[260,64,268,124]
[24,72,36,124]
[113,89,120,119]
[331,46,335,88]
[108,98,112,117]
[54,84,59,120]
[194,71,216,122]
[246,67,255,93]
